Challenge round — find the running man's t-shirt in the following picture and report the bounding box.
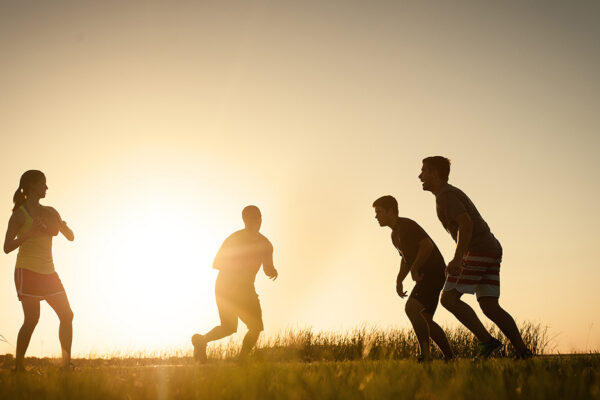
[435,184,502,254]
[212,229,273,290]
[391,218,445,273]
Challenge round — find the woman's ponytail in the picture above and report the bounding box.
[12,187,25,212]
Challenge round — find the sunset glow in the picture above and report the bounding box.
[1,1,599,358]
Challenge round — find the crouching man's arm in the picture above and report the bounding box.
[396,259,410,298]
[411,237,434,281]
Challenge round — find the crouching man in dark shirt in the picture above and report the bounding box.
[373,195,454,362]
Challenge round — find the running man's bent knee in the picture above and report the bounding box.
[246,320,264,333]
[477,296,502,316]
[440,290,461,309]
[221,324,238,336]
[246,329,262,337]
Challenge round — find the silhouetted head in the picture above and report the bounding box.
[242,205,262,232]
[420,156,450,192]
[373,195,398,228]
[13,170,47,211]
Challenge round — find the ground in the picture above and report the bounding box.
[0,355,598,400]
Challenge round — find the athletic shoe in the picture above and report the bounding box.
[12,365,25,373]
[475,337,503,360]
[61,362,77,372]
[416,354,432,363]
[514,349,534,360]
[191,334,207,363]
[236,351,250,365]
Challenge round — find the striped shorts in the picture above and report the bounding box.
[443,252,501,299]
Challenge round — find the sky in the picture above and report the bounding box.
[0,0,599,357]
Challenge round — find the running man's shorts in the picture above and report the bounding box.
[14,268,65,301]
[443,252,501,299]
[215,289,264,332]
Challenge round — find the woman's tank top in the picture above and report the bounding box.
[15,205,55,274]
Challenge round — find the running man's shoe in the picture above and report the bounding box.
[61,362,77,372]
[12,365,26,373]
[416,354,432,364]
[191,334,207,363]
[514,349,534,360]
[475,337,503,360]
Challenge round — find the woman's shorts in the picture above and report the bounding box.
[14,268,65,301]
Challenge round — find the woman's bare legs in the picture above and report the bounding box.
[46,292,74,368]
[15,298,40,370]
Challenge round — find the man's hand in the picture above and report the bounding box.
[396,281,407,298]
[446,257,462,276]
[265,268,278,281]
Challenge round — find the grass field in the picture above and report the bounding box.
[1,324,598,400]
[1,356,599,400]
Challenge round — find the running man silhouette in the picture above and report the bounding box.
[3,170,75,371]
[419,157,532,359]
[192,205,278,362]
[373,196,454,362]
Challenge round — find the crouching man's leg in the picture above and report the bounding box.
[421,311,454,361]
[405,297,431,361]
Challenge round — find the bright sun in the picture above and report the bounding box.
[84,192,224,353]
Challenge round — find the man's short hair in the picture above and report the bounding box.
[242,205,261,222]
[423,156,451,182]
[372,195,398,215]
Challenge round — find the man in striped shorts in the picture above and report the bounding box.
[419,156,532,359]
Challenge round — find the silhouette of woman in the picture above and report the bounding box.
[3,170,75,371]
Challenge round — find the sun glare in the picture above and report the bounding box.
[85,191,223,352]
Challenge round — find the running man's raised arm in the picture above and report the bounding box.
[446,212,473,275]
[262,241,278,280]
[453,212,473,260]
